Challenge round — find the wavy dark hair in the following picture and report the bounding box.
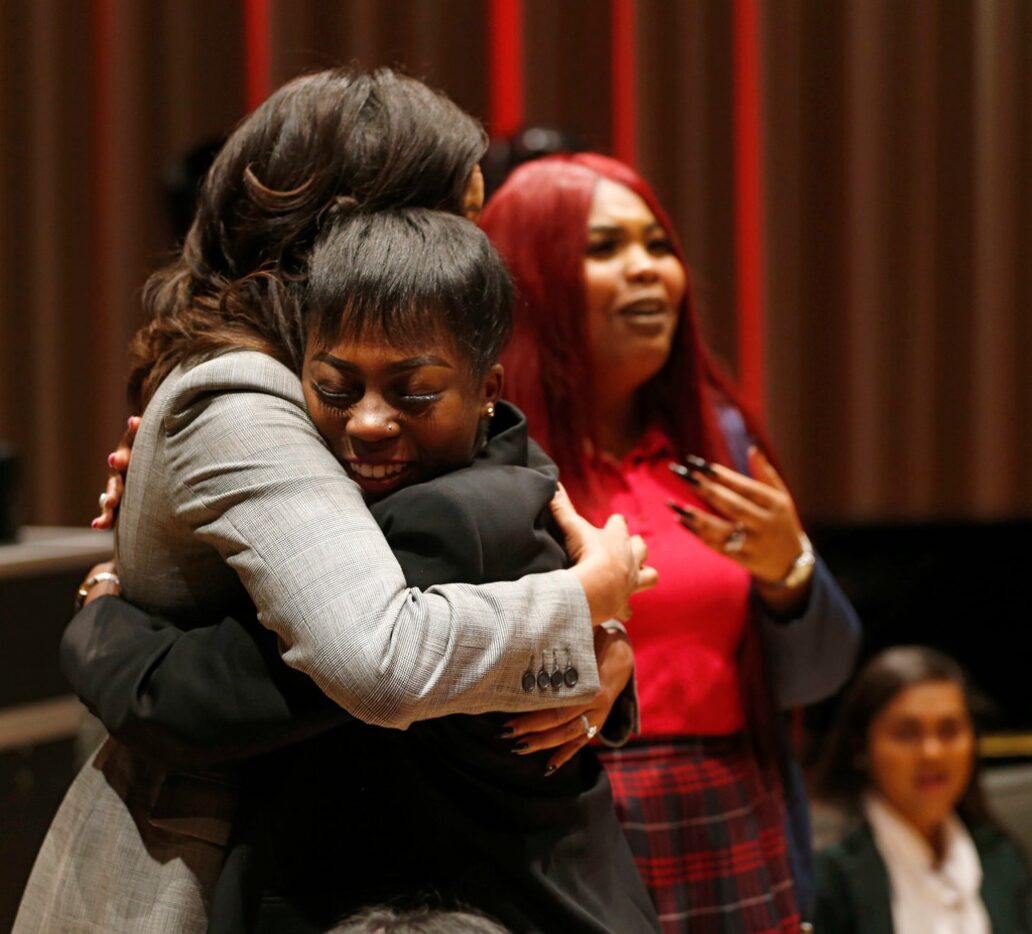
[128,67,487,411]
[813,646,993,827]
[306,207,513,377]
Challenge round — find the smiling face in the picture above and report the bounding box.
[303,329,502,499]
[583,179,687,402]
[866,679,975,840]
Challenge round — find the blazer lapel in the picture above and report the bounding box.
[842,825,896,934]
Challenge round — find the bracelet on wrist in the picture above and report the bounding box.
[74,571,120,611]
[772,534,815,590]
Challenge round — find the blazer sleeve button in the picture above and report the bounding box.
[521,670,537,692]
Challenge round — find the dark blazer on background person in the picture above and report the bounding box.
[59,401,656,934]
[718,405,863,921]
[814,821,1032,934]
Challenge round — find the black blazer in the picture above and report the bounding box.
[814,819,1032,934]
[64,403,658,934]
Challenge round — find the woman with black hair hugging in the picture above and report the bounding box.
[240,207,658,931]
[16,70,652,934]
[40,209,659,934]
[812,646,1032,934]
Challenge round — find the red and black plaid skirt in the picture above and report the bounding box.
[598,734,799,934]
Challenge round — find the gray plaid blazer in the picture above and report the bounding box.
[15,352,599,933]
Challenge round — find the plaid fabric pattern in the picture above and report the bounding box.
[599,735,800,934]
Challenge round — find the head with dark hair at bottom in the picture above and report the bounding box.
[327,905,510,933]
[302,207,512,499]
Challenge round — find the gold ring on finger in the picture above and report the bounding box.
[580,714,598,740]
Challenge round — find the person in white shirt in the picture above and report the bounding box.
[812,646,1032,933]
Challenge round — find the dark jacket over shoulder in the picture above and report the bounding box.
[814,820,1032,934]
[252,403,657,932]
[63,403,658,934]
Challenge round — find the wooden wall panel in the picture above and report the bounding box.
[1,0,244,526]
[524,0,611,151]
[2,0,1031,526]
[269,0,488,127]
[638,0,736,368]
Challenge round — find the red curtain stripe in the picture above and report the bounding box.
[244,0,271,112]
[611,0,637,168]
[489,0,524,136]
[733,0,766,419]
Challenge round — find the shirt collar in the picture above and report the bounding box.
[864,793,982,894]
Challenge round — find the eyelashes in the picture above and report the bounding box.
[312,384,441,417]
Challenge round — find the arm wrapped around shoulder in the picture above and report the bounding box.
[153,355,600,728]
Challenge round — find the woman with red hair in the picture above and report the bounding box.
[484,154,861,933]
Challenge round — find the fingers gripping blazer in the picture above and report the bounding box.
[15,352,600,934]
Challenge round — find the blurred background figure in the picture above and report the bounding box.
[480,125,586,196]
[812,647,1032,934]
[161,137,224,245]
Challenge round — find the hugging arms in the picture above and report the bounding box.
[70,351,643,768]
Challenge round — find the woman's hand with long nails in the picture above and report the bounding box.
[92,416,140,529]
[503,625,634,774]
[668,446,809,593]
[551,483,658,625]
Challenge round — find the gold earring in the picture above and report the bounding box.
[485,402,496,418]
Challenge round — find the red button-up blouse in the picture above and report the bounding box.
[586,427,751,736]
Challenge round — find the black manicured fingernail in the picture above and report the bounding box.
[668,463,701,487]
[666,499,696,522]
[498,726,515,738]
[685,454,717,477]
[544,764,558,777]
[512,742,529,753]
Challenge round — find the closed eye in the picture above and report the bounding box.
[395,391,441,415]
[313,384,358,412]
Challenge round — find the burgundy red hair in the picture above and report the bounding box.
[483,153,785,771]
[481,153,758,504]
